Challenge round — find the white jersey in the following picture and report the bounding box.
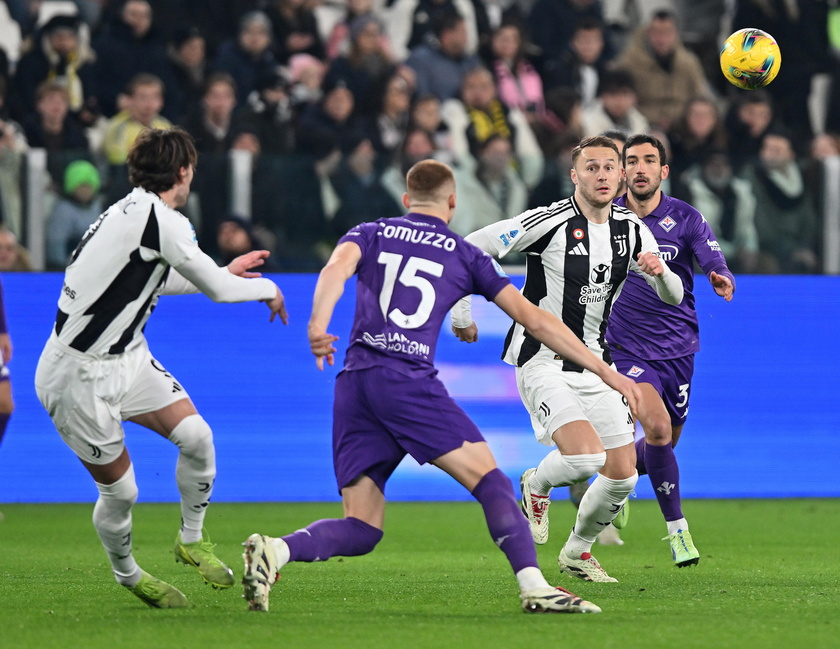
[54,188,231,357]
[473,196,664,370]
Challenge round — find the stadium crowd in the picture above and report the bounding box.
[0,0,839,272]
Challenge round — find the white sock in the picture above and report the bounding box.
[168,415,215,541]
[566,472,638,556]
[270,537,291,569]
[515,566,551,593]
[93,464,140,584]
[530,451,606,494]
[666,518,689,535]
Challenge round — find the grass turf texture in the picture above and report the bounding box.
[0,499,837,649]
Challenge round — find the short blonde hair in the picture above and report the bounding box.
[405,159,454,203]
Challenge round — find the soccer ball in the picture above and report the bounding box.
[719,28,781,90]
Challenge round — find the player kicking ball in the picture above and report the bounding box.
[242,160,643,613]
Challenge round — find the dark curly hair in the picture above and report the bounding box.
[127,127,197,194]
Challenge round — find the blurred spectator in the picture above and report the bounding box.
[450,134,528,235]
[239,70,296,155]
[213,11,279,105]
[326,0,393,61]
[725,90,776,173]
[215,215,278,270]
[380,127,440,209]
[527,0,611,70]
[404,11,482,102]
[683,150,759,274]
[166,26,208,121]
[486,21,562,144]
[745,131,821,274]
[580,69,649,138]
[541,86,583,156]
[473,0,528,55]
[673,0,729,94]
[409,93,454,163]
[46,159,102,270]
[807,133,840,274]
[21,81,91,186]
[326,136,402,237]
[102,74,171,165]
[181,73,240,154]
[264,0,325,65]
[91,0,176,119]
[13,13,98,127]
[324,15,395,114]
[297,80,365,162]
[287,53,326,112]
[731,0,830,141]
[442,66,543,187]
[667,97,727,183]
[614,10,711,131]
[386,0,480,61]
[0,79,27,237]
[360,71,411,160]
[0,227,32,271]
[541,17,609,109]
[527,131,578,209]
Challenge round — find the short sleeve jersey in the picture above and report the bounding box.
[607,193,734,360]
[53,188,200,356]
[339,213,511,378]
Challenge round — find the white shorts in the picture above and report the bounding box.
[515,359,634,451]
[34,336,191,465]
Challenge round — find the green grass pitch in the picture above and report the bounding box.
[1,499,838,649]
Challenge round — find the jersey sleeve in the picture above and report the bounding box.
[158,208,201,268]
[465,204,561,259]
[338,221,377,262]
[689,210,736,286]
[469,247,511,301]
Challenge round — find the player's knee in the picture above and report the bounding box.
[168,414,213,457]
[95,465,139,509]
[565,452,606,482]
[643,414,672,445]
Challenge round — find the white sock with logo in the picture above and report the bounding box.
[565,472,638,556]
[93,464,140,585]
[667,518,689,535]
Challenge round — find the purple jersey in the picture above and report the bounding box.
[338,213,511,377]
[607,194,735,360]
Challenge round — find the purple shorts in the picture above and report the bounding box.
[332,366,484,493]
[611,348,695,427]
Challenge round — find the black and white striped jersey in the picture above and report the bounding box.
[52,188,201,356]
[469,196,664,371]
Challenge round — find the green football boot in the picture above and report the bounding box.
[174,530,235,589]
[128,571,191,608]
[664,529,700,567]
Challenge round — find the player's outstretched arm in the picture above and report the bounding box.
[493,285,642,415]
[308,241,361,370]
[227,249,269,278]
[636,251,684,305]
[709,271,734,302]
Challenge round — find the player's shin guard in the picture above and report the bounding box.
[282,517,383,562]
[645,443,683,522]
[531,450,606,494]
[569,472,638,554]
[472,468,539,573]
[168,415,215,541]
[93,464,140,584]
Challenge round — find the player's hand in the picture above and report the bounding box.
[0,333,12,363]
[710,271,734,302]
[636,251,664,276]
[308,324,339,371]
[452,322,478,343]
[227,250,269,278]
[264,286,288,324]
[603,370,643,419]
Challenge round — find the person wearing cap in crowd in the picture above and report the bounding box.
[46,159,103,270]
[13,12,98,125]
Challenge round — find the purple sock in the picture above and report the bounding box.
[635,437,647,475]
[472,468,539,574]
[282,516,383,563]
[645,443,683,522]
